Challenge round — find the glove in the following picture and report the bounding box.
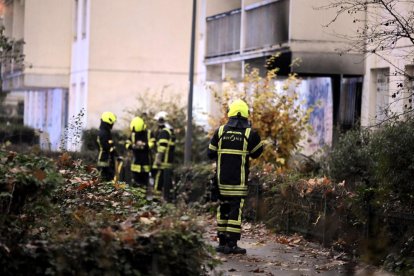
[155,152,164,167]
[209,175,219,202]
[135,141,146,150]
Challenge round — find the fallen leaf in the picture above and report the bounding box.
[140,217,154,225]
[32,169,47,181]
[101,227,115,242]
[250,267,265,273]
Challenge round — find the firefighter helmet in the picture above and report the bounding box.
[130,116,146,132]
[154,111,168,123]
[101,111,117,125]
[228,99,249,118]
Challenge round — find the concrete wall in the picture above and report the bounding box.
[11,0,24,39]
[289,0,364,52]
[85,0,197,129]
[361,1,414,126]
[24,0,72,79]
[206,0,240,17]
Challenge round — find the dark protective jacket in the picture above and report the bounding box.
[96,121,117,167]
[153,125,176,170]
[125,129,155,173]
[208,117,263,197]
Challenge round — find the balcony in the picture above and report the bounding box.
[1,39,25,77]
[205,0,366,77]
[205,0,289,59]
[206,9,241,58]
[1,39,25,91]
[244,0,289,51]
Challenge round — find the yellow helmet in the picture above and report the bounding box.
[227,99,249,118]
[101,111,117,125]
[130,116,146,132]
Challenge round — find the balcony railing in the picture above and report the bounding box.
[205,0,290,58]
[1,39,25,77]
[206,9,241,58]
[245,0,289,51]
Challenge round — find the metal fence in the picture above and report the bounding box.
[246,186,414,248]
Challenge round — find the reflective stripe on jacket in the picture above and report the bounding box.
[153,127,175,169]
[97,122,115,167]
[126,129,155,173]
[208,123,263,197]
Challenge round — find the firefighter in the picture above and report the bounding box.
[125,116,155,188]
[97,111,118,182]
[208,99,263,254]
[153,111,176,201]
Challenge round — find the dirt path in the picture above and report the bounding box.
[202,216,394,276]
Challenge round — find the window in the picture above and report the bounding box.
[373,68,390,124]
[339,77,362,129]
[74,0,78,40]
[82,0,88,38]
[405,65,414,111]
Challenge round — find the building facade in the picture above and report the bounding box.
[201,0,365,153]
[3,0,411,153]
[1,0,201,150]
[1,0,72,150]
[360,1,414,127]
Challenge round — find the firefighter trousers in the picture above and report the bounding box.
[217,197,244,241]
[154,168,173,201]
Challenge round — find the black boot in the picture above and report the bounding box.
[215,237,227,253]
[224,239,246,254]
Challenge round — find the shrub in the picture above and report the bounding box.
[0,151,216,275]
[0,124,38,145]
[327,119,414,209]
[327,128,373,189]
[209,58,312,169]
[324,119,414,273]
[0,149,63,214]
[369,120,414,206]
[174,162,214,203]
[124,94,210,164]
[81,128,129,156]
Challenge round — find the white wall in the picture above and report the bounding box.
[206,0,240,17]
[24,89,68,151]
[24,0,72,79]
[69,0,89,141]
[361,2,414,126]
[85,0,198,129]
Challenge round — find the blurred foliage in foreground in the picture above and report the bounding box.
[0,149,216,275]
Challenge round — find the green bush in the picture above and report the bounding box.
[124,94,210,165]
[0,150,63,214]
[175,162,214,203]
[0,150,215,275]
[369,120,414,206]
[324,119,414,273]
[327,119,414,209]
[0,124,38,145]
[81,128,128,156]
[327,128,373,188]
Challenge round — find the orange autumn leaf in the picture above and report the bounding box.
[32,169,46,181]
